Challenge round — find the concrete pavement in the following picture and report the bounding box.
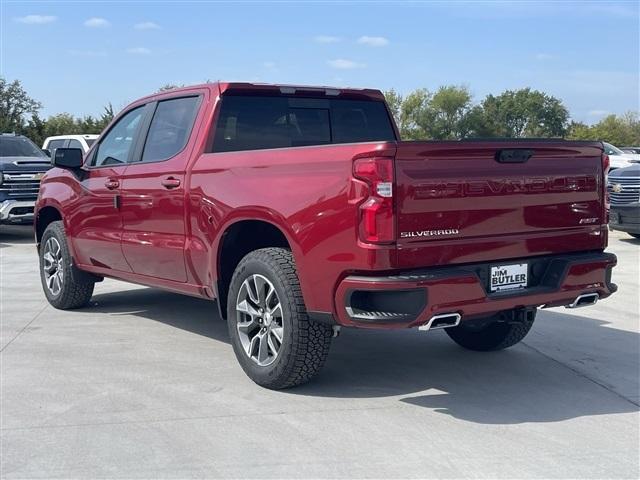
[1,225,638,478]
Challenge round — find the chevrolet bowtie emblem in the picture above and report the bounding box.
[612,183,624,193]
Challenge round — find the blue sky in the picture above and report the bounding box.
[1,1,638,123]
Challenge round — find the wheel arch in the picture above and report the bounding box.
[35,205,63,250]
[215,218,295,319]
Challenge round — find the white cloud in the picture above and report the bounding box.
[535,53,554,60]
[327,59,365,70]
[126,47,151,55]
[314,35,341,43]
[588,110,611,117]
[84,17,110,28]
[14,15,57,24]
[262,61,277,69]
[134,21,160,30]
[357,36,389,47]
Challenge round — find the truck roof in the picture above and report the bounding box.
[44,134,99,141]
[217,82,386,101]
[134,82,386,104]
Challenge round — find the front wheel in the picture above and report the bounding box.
[445,310,536,351]
[226,248,332,389]
[39,221,94,309]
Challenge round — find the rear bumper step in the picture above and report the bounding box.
[334,251,617,329]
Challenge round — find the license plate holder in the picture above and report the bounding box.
[490,263,528,293]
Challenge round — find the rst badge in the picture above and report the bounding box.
[490,263,528,292]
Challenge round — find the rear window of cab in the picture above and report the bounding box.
[212,95,396,152]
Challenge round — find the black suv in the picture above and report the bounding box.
[0,134,52,225]
[608,163,640,239]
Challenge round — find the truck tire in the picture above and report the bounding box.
[39,221,94,309]
[226,248,332,389]
[445,310,536,351]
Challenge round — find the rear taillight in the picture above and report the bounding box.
[353,157,394,244]
[603,154,610,222]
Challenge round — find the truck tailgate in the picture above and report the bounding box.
[394,141,606,268]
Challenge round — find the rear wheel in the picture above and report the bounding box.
[226,248,332,389]
[445,310,536,351]
[39,221,94,309]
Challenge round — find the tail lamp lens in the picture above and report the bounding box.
[603,154,610,222]
[353,157,394,244]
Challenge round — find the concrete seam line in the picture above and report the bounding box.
[0,302,49,353]
[0,405,397,432]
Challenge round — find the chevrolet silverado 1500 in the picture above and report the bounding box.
[1,134,51,225]
[35,83,617,388]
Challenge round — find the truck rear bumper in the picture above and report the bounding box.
[333,251,617,329]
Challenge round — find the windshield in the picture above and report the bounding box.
[603,142,625,156]
[0,136,47,158]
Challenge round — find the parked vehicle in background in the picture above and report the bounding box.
[603,142,640,170]
[42,134,99,158]
[0,133,52,225]
[620,147,640,155]
[608,163,640,239]
[35,82,617,389]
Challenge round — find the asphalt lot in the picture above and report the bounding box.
[1,225,638,479]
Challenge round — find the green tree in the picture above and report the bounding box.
[426,85,473,139]
[44,113,81,138]
[23,113,47,146]
[98,103,115,130]
[566,121,594,141]
[567,112,640,146]
[399,88,432,140]
[478,88,569,138]
[383,89,403,129]
[385,86,485,140]
[0,77,42,133]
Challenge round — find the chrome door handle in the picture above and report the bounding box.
[104,179,119,190]
[161,177,181,189]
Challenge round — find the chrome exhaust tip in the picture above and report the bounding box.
[419,312,462,332]
[566,293,599,309]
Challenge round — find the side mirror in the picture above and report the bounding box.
[42,148,51,157]
[53,148,84,169]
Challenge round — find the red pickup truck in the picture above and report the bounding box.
[35,82,617,389]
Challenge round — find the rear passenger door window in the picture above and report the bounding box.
[140,96,200,163]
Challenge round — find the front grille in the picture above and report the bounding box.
[607,176,640,205]
[0,171,45,199]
